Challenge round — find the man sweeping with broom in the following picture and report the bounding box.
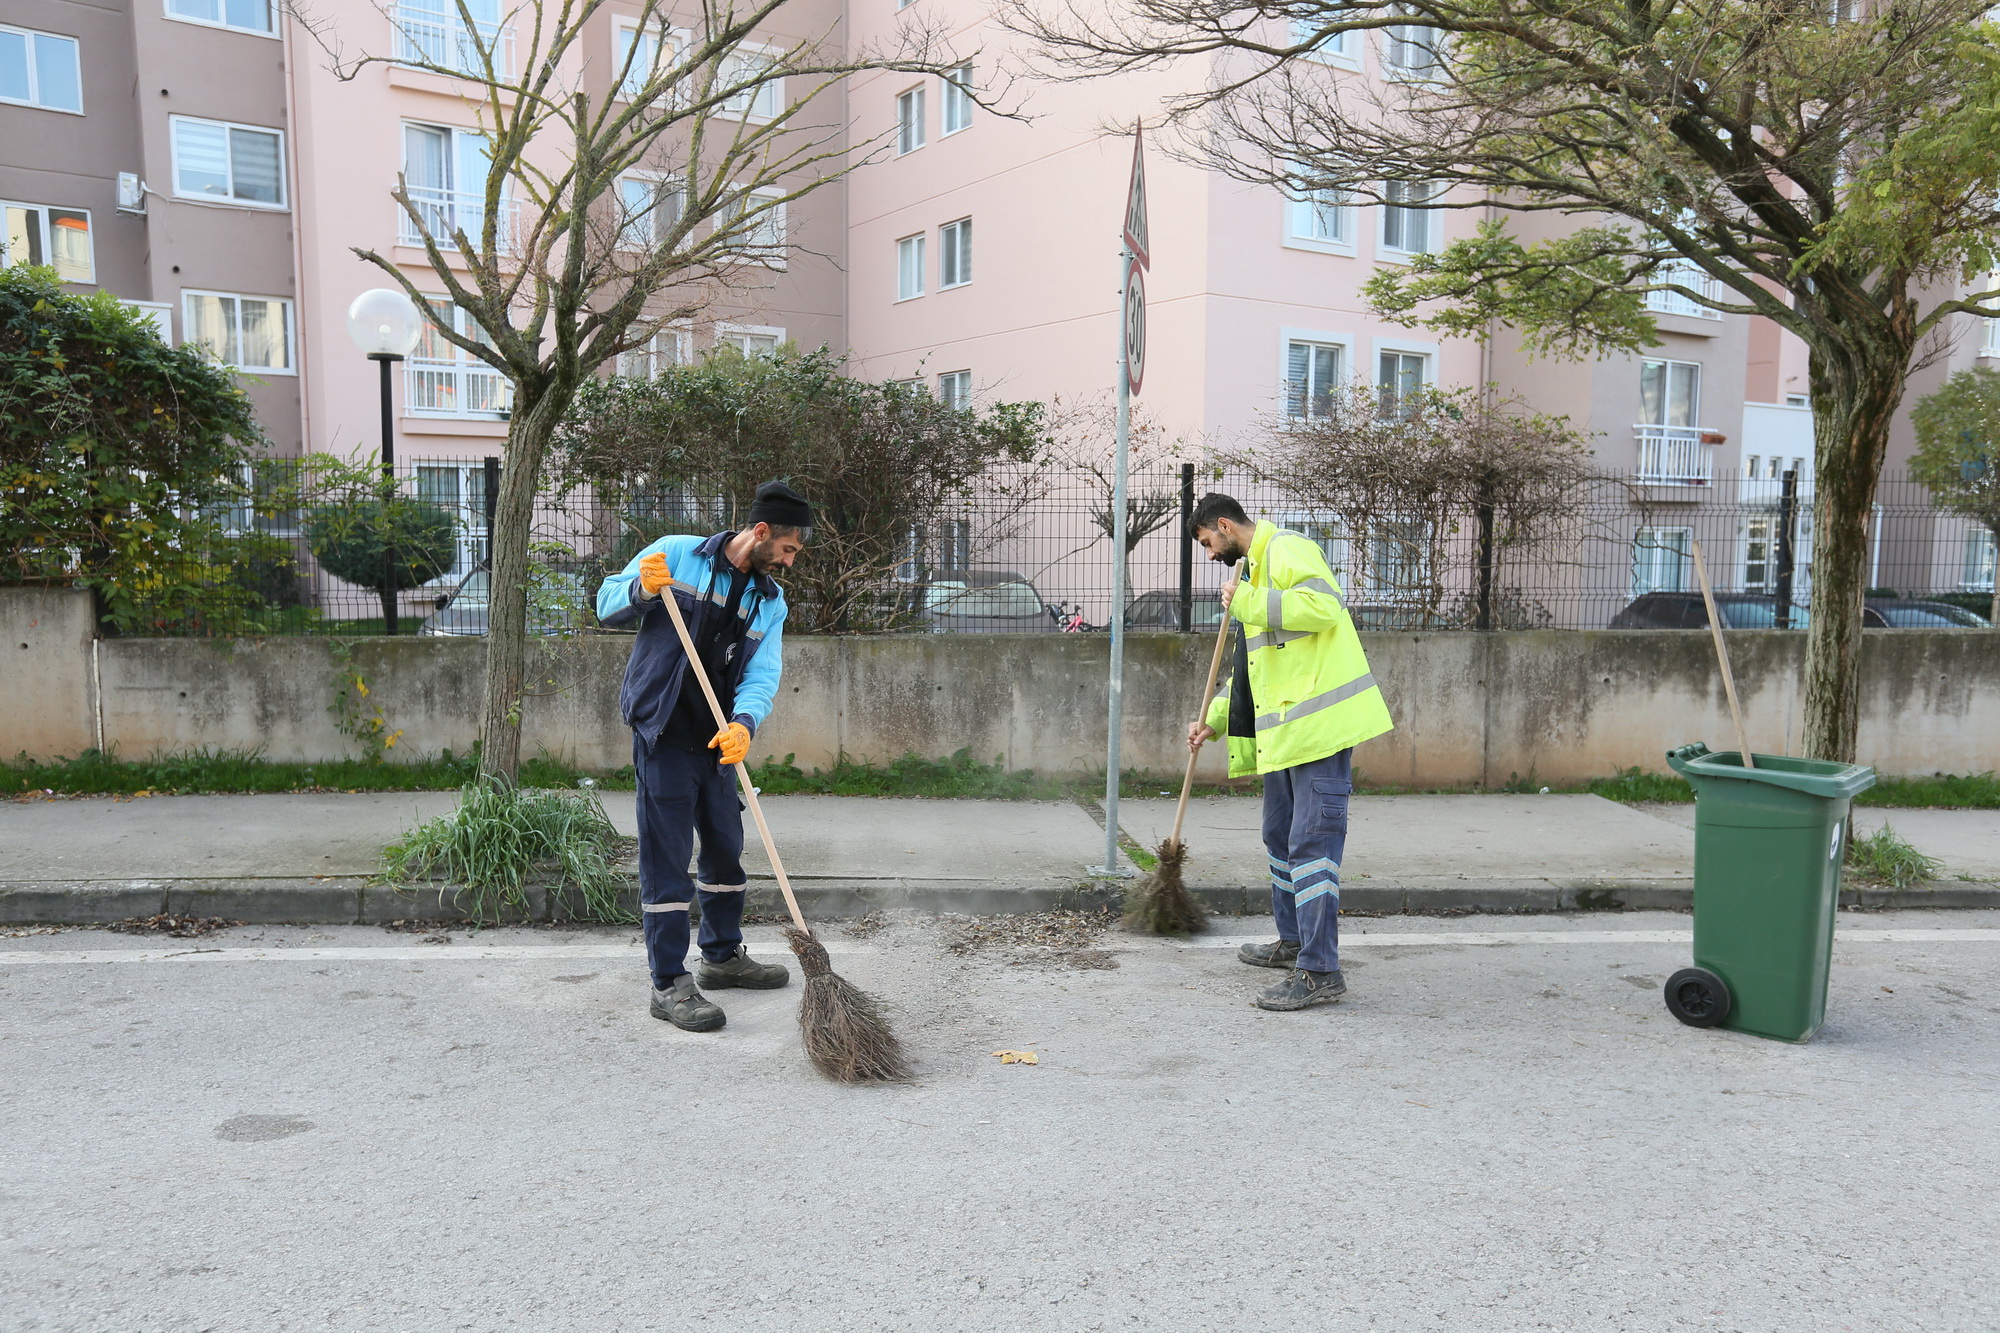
[596,481,814,1033]
[1185,493,1394,1011]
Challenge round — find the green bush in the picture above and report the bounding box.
[304,498,458,593]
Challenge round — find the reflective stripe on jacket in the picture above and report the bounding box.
[1203,521,1393,777]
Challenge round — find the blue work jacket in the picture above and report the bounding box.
[596,532,788,747]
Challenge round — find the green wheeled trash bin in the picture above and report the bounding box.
[1661,743,1877,1043]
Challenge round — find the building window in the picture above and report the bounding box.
[415,462,493,579]
[183,291,293,372]
[721,47,780,121]
[166,0,274,36]
[617,174,684,250]
[0,25,82,113]
[1639,358,1701,427]
[1785,393,1809,407]
[1285,181,1352,251]
[401,122,498,247]
[394,0,509,78]
[941,64,973,134]
[939,217,971,288]
[409,298,510,417]
[1290,18,1355,64]
[715,326,782,357]
[1742,515,1774,591]
[897,233,925,300]
[897,87,926,154]
[121,300,173,340]
[721,187,784,265]
[1380,180,1437,255]
[1383,14,1443,77]
[171,116,286,208]
[1964,529,1998,591]
[617,328,689,378]
[1377,349,1430,417]
[2,202,93,283]
[1285,339,1345,419]
[614,22,676,99]
[1632,527,1692,597]
[937,369,971,409]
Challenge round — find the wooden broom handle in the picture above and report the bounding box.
[1690,538,1755,770]
[1170,571,1240,847]
[653,580,811,931]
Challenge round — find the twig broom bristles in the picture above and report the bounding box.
[1124,570,1239,936]
[657,588,909,1083]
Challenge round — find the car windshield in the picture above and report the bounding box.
[1877,603,1983,627]
[933,581,1044,617]
[1130,595,1222,628]
[450,570,490,606]
[1721,600,1808,628]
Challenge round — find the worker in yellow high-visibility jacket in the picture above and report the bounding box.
[1186,493,1395,1011]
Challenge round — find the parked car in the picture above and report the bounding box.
[912,571,1057,632]
[417,561,595,637]
[1124,590,1224,630]
[1610,592,1986,629]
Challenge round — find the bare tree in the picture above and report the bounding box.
[1006,0,2000,760]
[1042,392,1191,554]
[316,0,955,781]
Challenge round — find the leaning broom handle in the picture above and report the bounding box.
[1690,538,1755,770]
[655,586,811,933]
[1169,572,1240,848]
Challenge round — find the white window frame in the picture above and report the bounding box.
[121,300,173,340]
[896,86,926,155]
[400,120,507,250]
[1378,180,1439,258]
[896,232,925,301]
[1639,357,1703,427]
[617,172,683,251]
[1632,526,1693,597]
[939,216,972,288]
[613,22,685,101]
[616,325,691,379]
[409,297,511,419]
[1290,18,1360,69]
[1373,337,1436,412]
[940,64,974,135]
[0,24,83,114]
[164,0,277,38]
[2,201,94,283]
[719,185,785,267]
[393,0,513,79]
[936,369,972,410]
[1283,181,1355,256]
[181,290,295,374]
[1962,528,1998,591]
[714,323,783,358]
[170,115,288,210]
[720,43,782,122]
[1280,328,1353,420]
[1382,16,1445,79]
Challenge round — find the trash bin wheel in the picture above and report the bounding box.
[1664,967,1732,1027]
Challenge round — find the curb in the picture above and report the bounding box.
[5,875,1998,925]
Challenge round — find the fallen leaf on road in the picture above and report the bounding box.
[991,1050,1039,1065]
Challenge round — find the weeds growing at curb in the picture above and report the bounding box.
[381,781,632,924]
[1846,824,1944,889]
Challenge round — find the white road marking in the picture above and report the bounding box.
[2,927,1997,966]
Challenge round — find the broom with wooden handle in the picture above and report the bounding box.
[1124,570,1240,935]
[1690,538,1756,770]
[655,587,908,1083]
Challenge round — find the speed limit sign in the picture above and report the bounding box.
[1123,256,1146,396]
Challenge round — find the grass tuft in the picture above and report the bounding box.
[381,780,632,923]
[1845,823,1944,889]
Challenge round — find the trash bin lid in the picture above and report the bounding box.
[1666,742,1877,800]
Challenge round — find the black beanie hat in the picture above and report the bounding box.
[748,479,814,533]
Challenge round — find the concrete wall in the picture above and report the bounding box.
[6,590,1996,782]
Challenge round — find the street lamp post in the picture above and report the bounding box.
[346,289,425,634]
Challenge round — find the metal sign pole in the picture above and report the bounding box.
[1103,244,1133,877]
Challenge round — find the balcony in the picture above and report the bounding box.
[392,4,513,78]
[1645,262,1724,320]
[408,358,512,419]
[1635,424,1717,485]
[398,187,514,251]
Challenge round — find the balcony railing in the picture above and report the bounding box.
[408,358,512,419]
[393,5,513,78]
[398,187,514,251]
[1645,263,1724,320]
[1635,424,1716,485]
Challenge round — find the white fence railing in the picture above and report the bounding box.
[398,187,514,250]
[408,358,513,418]
[393,5,513,77]
[1645,263,1724,320]
[1635,424,1716,485]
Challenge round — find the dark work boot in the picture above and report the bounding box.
[650,975,725,1031]
[697,944,791,990]
[1252,968,1347,1012]
[1237,939,1302,969]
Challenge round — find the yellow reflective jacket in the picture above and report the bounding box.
[1203,521,1394,777]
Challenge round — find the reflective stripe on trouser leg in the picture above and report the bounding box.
[1284,748,1352,974]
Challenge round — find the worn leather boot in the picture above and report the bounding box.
[1237,939,1302,969]
[697,944,791,990]
[1252,968,1347,1011]
[650,975,725,1031]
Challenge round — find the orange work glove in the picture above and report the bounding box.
[708,721,750,766]
[639,551,671,597]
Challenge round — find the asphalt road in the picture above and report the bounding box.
[4,910,1997,1332]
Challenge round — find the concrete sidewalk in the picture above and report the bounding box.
[2,789,1995,922]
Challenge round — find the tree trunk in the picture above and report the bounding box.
[476,389,564,786]
[1803,353,1907,764]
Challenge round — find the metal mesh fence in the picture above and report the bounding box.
[128,460,2000,634]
